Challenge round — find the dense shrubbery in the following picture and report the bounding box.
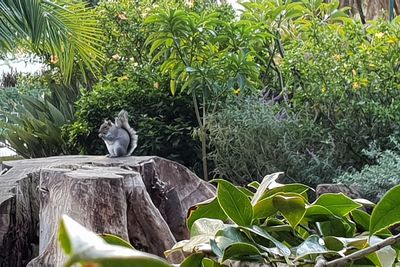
[283,19,400,170]
[65,77,201,171]
[335,140,400,202]
[208,98,337,186]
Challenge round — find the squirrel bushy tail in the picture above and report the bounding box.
[116,110,138,156]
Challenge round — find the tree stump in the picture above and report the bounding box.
[0,156,215,266]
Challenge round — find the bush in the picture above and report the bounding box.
[207,98,338,186]
[283,20,400,170]
[64,77,202,172]
[335,140,400,202]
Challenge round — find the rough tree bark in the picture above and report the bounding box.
[0,156,215,267]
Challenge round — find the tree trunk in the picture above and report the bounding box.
[0,156,215,266]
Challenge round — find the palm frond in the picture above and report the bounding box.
[0,0,104,82]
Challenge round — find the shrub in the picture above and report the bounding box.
[335,140,400,202]
[282,20,400,170]
[207,98,338,186]
[64,78,201,172]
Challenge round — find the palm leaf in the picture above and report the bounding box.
[0,0,104,83]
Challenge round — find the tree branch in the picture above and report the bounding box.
[324,233,400,266]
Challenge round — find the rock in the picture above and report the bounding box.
[316,183,362,199]
[0,156,215,266]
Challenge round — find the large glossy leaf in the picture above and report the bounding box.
[214,179,253,226]
[304,204,338,222]
[251,172,284,205]
[201,258,222,267]
[190,218,226,237]
[273,194,306,228]
[100,234,135,249]
[221,242,261,263]
[259,183,311,201]
[370,185,400,236]
[241,225,291,257]
[59,215,171,267]
[213,226,251,256]
[292,235,333,260]
[367,236,396,267]
[317,218,356,238]
[313,193,361,216]
[252,195,277,219]
[187,197,227,230]
[180,253,204,267]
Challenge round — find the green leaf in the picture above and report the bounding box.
[323,236,345,252]
[273,194,306,228]
[251,172,284,205]
[351,209,370,231]
[313,193,362,216]
[190,218,226,237]
[293,235,332,260]
[241,225,291,257]
[59,215,171,267]
[253,195,277,219]
[214,179,253,226]
[368,236,396,267]
[100,234,135,249]
[180,253,205,267]
[221,242,261,263]
[187,197,227,230]
[316,218,355,237]
[201,258,222,267]
[370,185,400,236]
[304,204,338,222]
[213,226,250,254]
[260,183,311,201]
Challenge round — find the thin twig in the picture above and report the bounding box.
[325,233,400,266]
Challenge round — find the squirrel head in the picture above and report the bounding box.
[98,119,113,138]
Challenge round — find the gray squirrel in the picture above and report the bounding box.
[98,110,138,157]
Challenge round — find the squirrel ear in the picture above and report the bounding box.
[107,120,112,125]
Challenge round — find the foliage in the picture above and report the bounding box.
[173,174,400,266]
[207,98,338,186]
[0,0,104,82]
[282,18,400,170]
[64,77,202,172]
[95,0,157,78]
[0,74,77,158]
[145,2,260,179]
[59,175,400,267]
[335,140,400,202]
[59,215,171,267]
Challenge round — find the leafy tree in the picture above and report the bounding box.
[0,0,104,82]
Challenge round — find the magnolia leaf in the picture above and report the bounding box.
[273,194,306,228]
[368,236,396,267]
[214,179,253,226]
[241,225,291,257]
[59,215,171,267]
[180,252,204,267]
[100,234,135,249]
[252,195,277,219]
[313,193,362,216]
[201,257,222,267]
[370,185,400,236]
[251,172,284,205]
[213,226,250,253]
[293,235,332,260]
[190,218,226,237]
[304,204,338,222]
[186,197,227,230]
[221,242,261,263]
